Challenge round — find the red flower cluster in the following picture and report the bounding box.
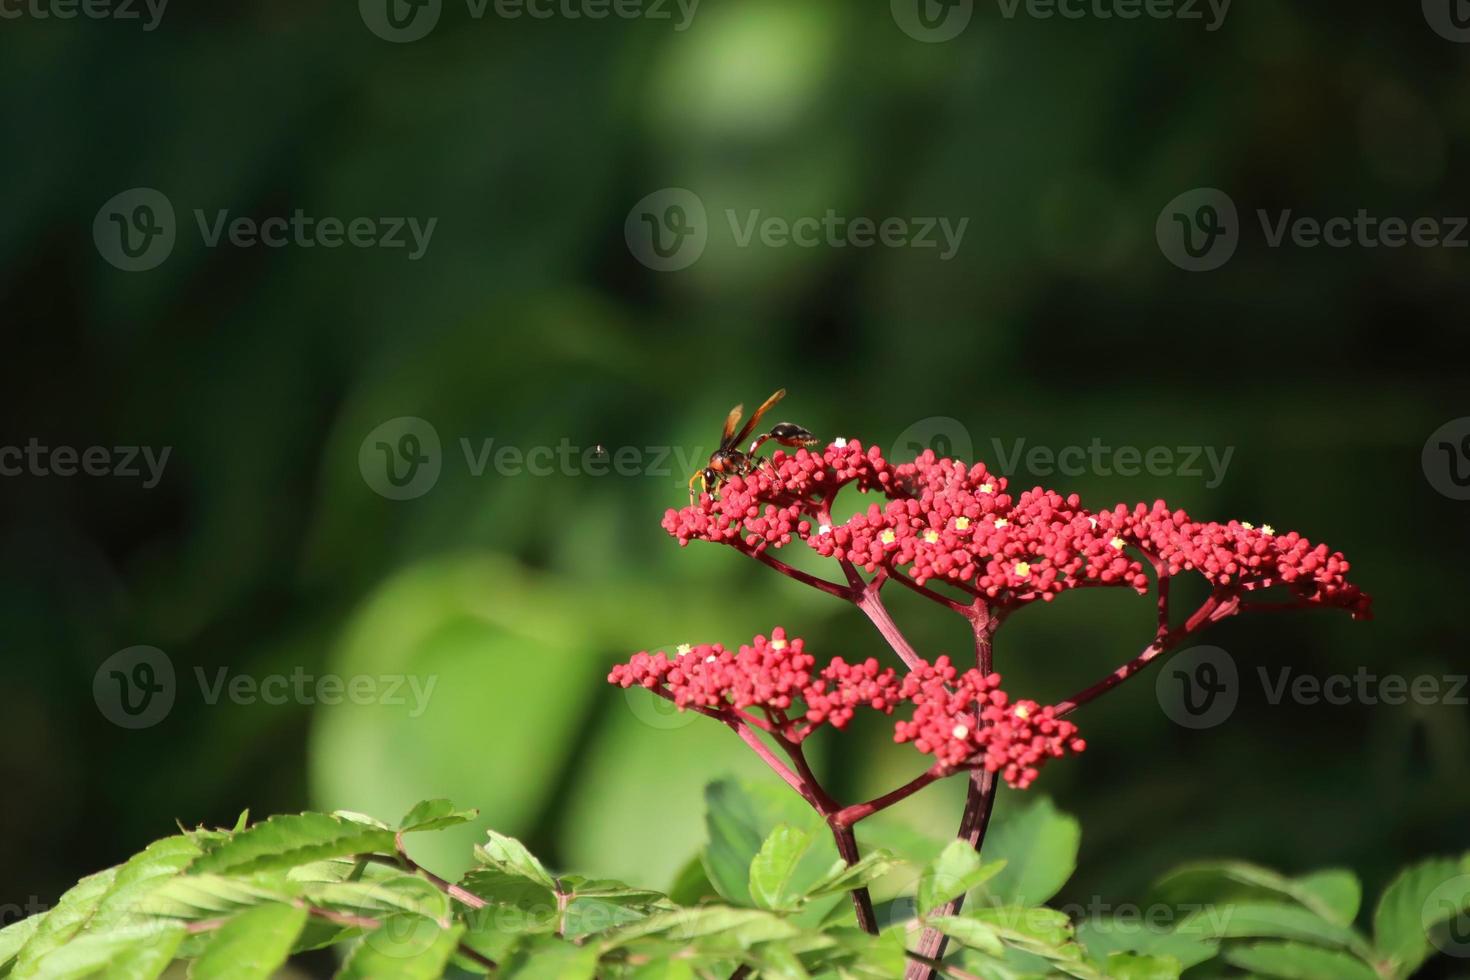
[663,441,1370,618]
[893,656,1085,788]
[610,631,1083,786]
[608,628,900,742]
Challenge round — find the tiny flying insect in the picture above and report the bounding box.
[689,388,819,504]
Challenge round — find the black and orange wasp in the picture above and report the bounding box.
[689,388,819,504]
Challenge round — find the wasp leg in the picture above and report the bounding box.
[688,469,703,506]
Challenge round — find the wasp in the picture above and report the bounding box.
[689,388,819,504]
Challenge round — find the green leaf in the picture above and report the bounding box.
[805,851,898,899]
[457,869,559,934]
[400,800,478,834]
[625,962,695,980]
[1074,916,1217,971]
[12,923,183,980]
[1294,870,1362,926]
[1222,941,1380,980]
[1152,861,1363,929]
[1177,901,1365,951]
[497,935,599,979]
[0,914,45,972]
[1372,855,1470,978]
[188,813,396,876]
[190,903,308,979]
[140,874,299,921]
[11,868,118,976]
[476,830,558,891]
[749,825,815,911]
[983,798,1081,906]
[919,840,1006,916]
[700,779,837,909]
[598,906,799,951]
[928,914,1006,956]
[1102,952,1181,980]
[306,875,452,923]
[335,916,464,980]
[667,854,719,906]
[965,905,1075,949]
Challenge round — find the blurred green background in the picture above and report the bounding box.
[1,0,1466,958]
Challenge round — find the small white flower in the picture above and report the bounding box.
[1261,524,1275,537]
[1014,704,1030,720]
[1014,561,1031,578]
[979,482,995,494]
[994,518,1010,529]
[771,638,788,651]
[818,523,832,535]
[1110,537,1125,551]
[923,530,940,544]
[1088,516,1099,529]
[676,643,692,656]
[951,724,970,739]
[833,437,848,449]
[954,516,971,531]
[1241,521,1254,530]
[879,529,897,545]
[705,654,718,663]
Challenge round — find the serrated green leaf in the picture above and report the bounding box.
[475,831,558,891]
[1102,952,1180,980]
[190,903,308,979]
[0,914,45,973]
[1074,916,1216,971]
[700,779,836,909]
[805,851,898,899]
[457,869,559,934]
[928,914,1006,956]
[11,868,118,976]
[335,915,464,980]
[188,813,396,876]
[15,923,183,980]
[967,905,1075,949]
[1177,901,1366,952]
[140,874,299,921]
[497,935,599,979]
[400,800,478,834]
[983,798,1081,906]
[1294,870,1361,926]
[1223,940,1379,980]
[599,906,799,951]
[305,875,452,923]
[1372,855,1470,978]
[919,840,1006,916]
[1151,861,1363,930]
[749,825,814,911]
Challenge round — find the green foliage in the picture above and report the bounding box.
[1,796,1464,979]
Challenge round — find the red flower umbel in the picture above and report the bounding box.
[609,628,901,744]
[664,441,1370,619]
[609,631,1083,788]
